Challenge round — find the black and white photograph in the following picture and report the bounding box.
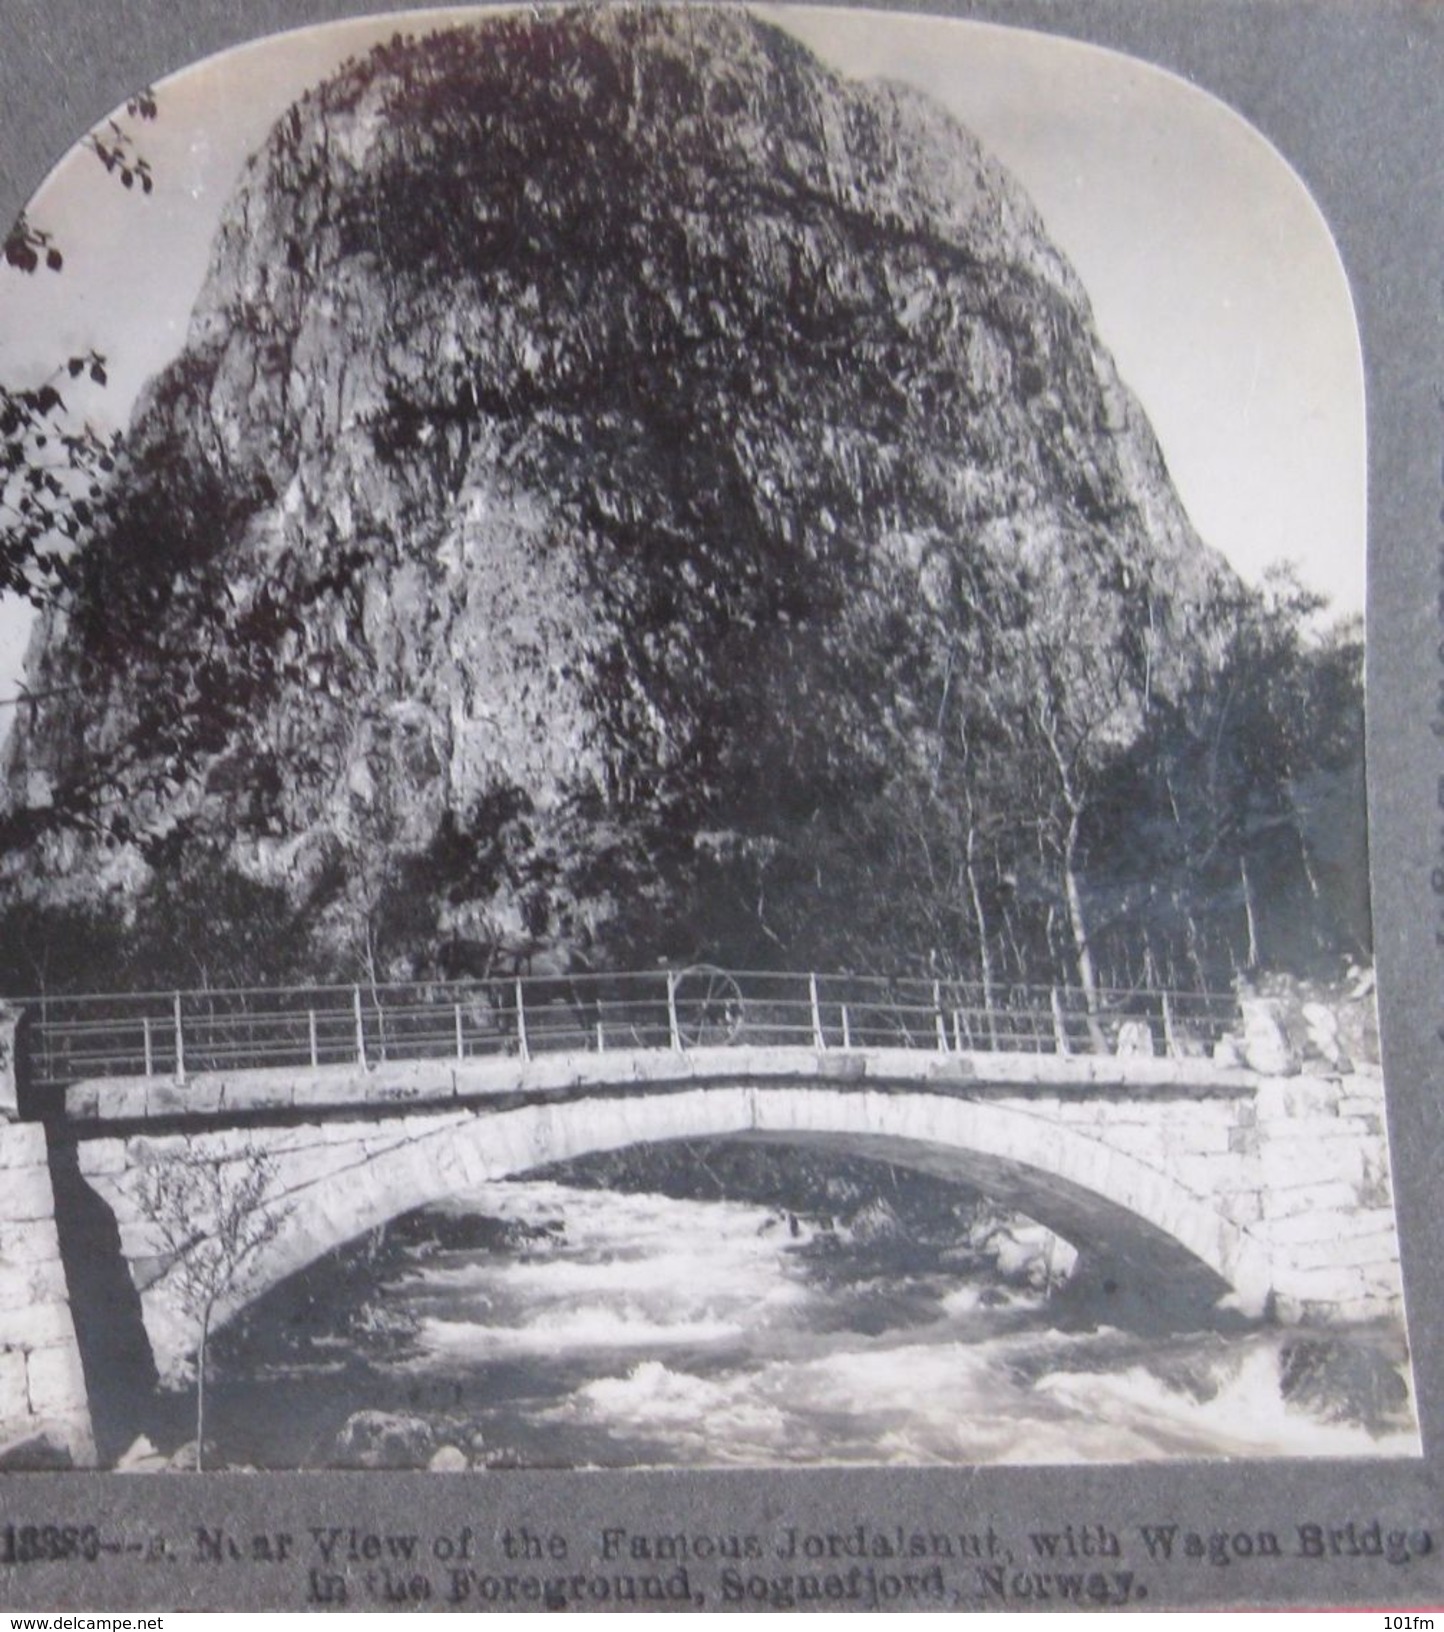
[0,0,1440,1610]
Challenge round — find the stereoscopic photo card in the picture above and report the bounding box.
[0,0,1439,1612]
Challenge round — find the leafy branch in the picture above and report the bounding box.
[0,361,122,602]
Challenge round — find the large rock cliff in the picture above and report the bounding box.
[3,6,1229,979]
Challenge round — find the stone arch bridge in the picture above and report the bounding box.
[0,968,1406,1465]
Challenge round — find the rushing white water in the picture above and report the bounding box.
[304,1179,1418,1469]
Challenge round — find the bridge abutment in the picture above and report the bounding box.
[0,1122,96,1468]
[1254,1069,1403,1324]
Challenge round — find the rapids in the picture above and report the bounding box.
[171,1172,1420,1472]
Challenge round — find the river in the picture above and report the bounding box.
[157,1152,1417,1472]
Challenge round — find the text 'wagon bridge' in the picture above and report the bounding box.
[0,967,1407,1466]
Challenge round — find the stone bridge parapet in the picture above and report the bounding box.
[63,1043,1260,1125]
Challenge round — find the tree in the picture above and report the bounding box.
[2,89,157,607]
[134,1143,288,1470]
[1119,566,1368,979]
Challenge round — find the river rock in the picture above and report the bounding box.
[1212,1034,1245,1069]
[333,1410,435,1469]
[1278,1335,1410,1432]
[1238,996,1300,1076]
[1115,1020,1155,1059]
[1302,1001,1352,1072]
[114,1434,168,1473]
[0,1426,73,1471]
[847,1199,904,1245]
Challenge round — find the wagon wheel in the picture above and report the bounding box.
[673,965,744,1047]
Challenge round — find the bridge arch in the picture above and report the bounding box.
[132,1085,1274,1377]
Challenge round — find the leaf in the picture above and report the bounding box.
[4,238,38,273]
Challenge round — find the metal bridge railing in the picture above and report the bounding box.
[14,968,1241,1094]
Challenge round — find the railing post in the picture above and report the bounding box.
[353,985,367,1068]
[810,974,825,1050]
[515,978,529,1061]
[1161,990,1177,1058]
[308,1009,319,1069]
[142,1016,154,1079]
[840,1004,852,1049]
[667,971,681,1051]
[173,992,185,1084]
[455,1002,465,1061]
[933,982,947,1051]
[1051,986,1070,1055]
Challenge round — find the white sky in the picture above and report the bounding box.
[0,3,1364,712]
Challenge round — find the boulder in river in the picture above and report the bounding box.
[333,1410,435,1469]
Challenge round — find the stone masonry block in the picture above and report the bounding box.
[1263,1180,1360,1218]
[1255,1077,1340,1120]
[15,1302,80,1350]
[0,1259,67,1312]
[1227,1189,1264,1225]
[0,1347,28,1419]
[1269,1207,1401,1247]
[1260,1144,1363,1192]
[1273,1263,1367,1302]
[266,1144,364,1192]
[64,1082,101,1120]
[75,1140,129,1177]
[4,1167,59,1224]
[178,1079,227,1116]
[1228,1125,1259,1156]
[109,1084,150,1120]
[143,1082,198,1118]
[116,1220,164,1262]
[1360,1261,1407,1299]
[1172,1154,1243,1199]
[1166,1121,1234,1156]
[24,1344,86,1418]
[1281,1228,1402,1272]
[0,1125,47,1170]
[1337,1095,1386,1123]
[0,1220,65,1266]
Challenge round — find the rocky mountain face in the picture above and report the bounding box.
[3,6,1237,984]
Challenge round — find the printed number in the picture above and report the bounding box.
[1,1524,102,1563]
